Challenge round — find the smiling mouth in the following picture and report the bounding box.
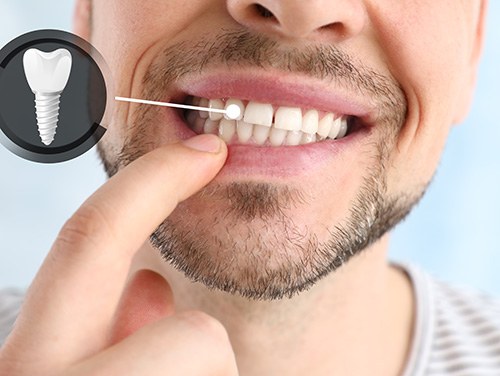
[183,96,357,147]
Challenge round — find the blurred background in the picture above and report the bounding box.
[0,1,499,294]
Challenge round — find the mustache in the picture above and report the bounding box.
[143,28,407,127]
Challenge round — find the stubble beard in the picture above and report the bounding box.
[99,29,425,300]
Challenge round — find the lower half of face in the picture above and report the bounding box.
[93,0,477,300]
[100,73,422,300]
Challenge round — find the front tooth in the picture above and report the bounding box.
[328,117,342,139]
[301,133,316,145]
[286,130,302,146]
[209,99,224,121]
[237,120,253,143]
[274,107,302,131]
[317,113,334,139]
[219,119,236,142]
[199,98,209,119]
[224,99,245,121]
[243,101,273,127]
[337,118,348,138]
[253,124,271,145]
[302,110,319,134]
[204,119,219,135]
[269,128,288,146]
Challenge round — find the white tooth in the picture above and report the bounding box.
[209,99,224,121]
[236,120,253,143]
[204,119,219,135]
[199,98,209,119]
[269,128,288,146]
[224,99,245,121]
[317,134,327,141]
[274,107,302,131]
[337,117,348,138]
[317,113,334,139]
[286,130,302,146]
[219,119,236,143]
[328,116,342,139]
[192,96,201,106]
[301,132,316,145]
[253,124,271,145]
[301,110,319,134]
[243,101,274,127]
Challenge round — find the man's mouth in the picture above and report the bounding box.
[183,96,352,147]
[145,72,383,177]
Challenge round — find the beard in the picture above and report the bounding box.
[99,29,424,300]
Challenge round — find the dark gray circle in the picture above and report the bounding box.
[0,30,109,163]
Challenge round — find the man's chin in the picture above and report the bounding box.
[98,124,424,300]
[149,219,324,300]
[145,174,420,301]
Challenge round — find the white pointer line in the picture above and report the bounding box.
[115,96,227,115]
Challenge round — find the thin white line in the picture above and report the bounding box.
[115,96,227,114]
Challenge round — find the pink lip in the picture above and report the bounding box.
[175,70,375,122]
[220,133,368,179]
[158,70,376,179]
[163,107,370,179]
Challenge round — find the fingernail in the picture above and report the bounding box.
[182,134,222,153]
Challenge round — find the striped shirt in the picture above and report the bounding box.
[1,263,500,375]
[399,263,500,376]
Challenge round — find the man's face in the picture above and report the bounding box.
[81,0,484,299]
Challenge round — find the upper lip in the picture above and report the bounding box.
[166,68,379,127]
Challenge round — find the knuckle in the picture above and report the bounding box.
[138,149,176,177]
[176,311,236,373]
[55,204,112,251]
[131,154,181,205]
[178,310,228,340]
[178,310,231,345]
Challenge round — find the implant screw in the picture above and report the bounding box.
[34,92,62,146]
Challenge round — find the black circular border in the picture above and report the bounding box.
[0,29,110,163]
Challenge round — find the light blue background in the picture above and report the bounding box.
[0,2,499,294]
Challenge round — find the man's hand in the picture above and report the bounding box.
[0,134,239,376]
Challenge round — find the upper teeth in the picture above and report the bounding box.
[243,102,274,127]
[186,97,350,146]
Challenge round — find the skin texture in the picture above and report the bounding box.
[0,1,488,376]
[82,0,486,303]
[0,135,239,375]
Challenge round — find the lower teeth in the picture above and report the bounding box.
[184,100,350,146]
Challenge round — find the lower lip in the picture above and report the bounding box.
[163,109,367,179]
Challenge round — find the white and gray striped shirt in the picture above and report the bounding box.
[399,263,500,376]
[1,263,499,375]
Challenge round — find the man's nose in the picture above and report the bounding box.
[226,0,367,42]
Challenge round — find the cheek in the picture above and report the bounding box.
[368,1,471,190]
[91,0,219,87]
[91,0,221,147]
[92,1,173,98]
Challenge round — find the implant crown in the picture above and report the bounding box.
[23,48,72,94]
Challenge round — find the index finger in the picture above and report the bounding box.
[7,135,227,366]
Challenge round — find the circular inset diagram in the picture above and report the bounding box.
[0,29,111,163]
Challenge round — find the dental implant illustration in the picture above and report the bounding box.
[23,48,72,146]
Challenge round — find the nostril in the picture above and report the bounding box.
[254,4,276,20]
[319,22,346,36]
